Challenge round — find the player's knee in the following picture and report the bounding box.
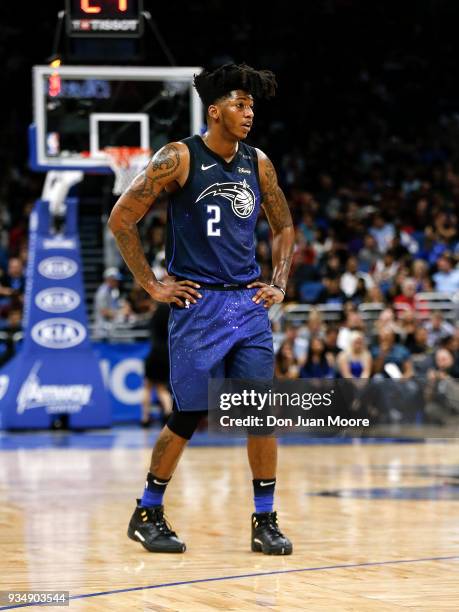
[167,410,207,440]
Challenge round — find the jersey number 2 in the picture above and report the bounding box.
[207,205,221,236]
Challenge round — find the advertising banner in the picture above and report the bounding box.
[1,198,111,429]
[93,341,150,423]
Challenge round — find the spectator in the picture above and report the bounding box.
[350,278,367,305]
[358,234,379,272]
[373,249,399,287]
[408,326,434,375]
[142,303,173,427]
[397,309,417,347]
[305,308,325,341]
[411,259,431,293]
[425,312,455,348]
[300,336,335,378]
[434,212,457,245]
[0,257,25,322]
[340,256,374,298]
[93,267,129,337]
[283,322,308,368]
[4,257,25,295]
[433,254,459,293]
[298,212,316,243]
[311,227,333,261]
[324,325,340,368]
[145,218,166,266]
[127,279,155,317]
[337,311,366,351]
[322,253,342,278]
[369,214,395,254]
[0,267,13,302]
[275,341,300,380]
[374,307,399,337]
[337,331,372,378]
[441,329,459,377]
[317,275,347,305]
[424,349,459,423]
[371,329,414,379]
[362,284,386,305]
[0,307,22,365]
[393,278,417,313]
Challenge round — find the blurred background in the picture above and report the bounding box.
[0,0,458,426]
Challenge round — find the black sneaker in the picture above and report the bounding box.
[127,501,186,553]
[251,511,292,555]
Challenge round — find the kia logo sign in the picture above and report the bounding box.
[35,288,81,313]
[38,257,78,280]
[31,318,87,349]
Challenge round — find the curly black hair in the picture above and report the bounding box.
[193,63,277,108]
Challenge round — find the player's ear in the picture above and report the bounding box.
[208,104,220,121]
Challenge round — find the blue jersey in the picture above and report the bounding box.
[166,135,262,284]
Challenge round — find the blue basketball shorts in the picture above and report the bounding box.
[168,288,274,412]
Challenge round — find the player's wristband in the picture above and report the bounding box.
[270,284,286,296]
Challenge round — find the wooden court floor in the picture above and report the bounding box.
[1,433,459,611]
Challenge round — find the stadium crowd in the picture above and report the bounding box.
[0,3,458,419]
[1,112,459,399]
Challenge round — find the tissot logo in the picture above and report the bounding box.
[196,180,256,218]
[31,318,86,349]
[38,257,78,280]
[35,288,81,313]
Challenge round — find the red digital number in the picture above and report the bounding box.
[81,0,101,14]
[80,0,128,13]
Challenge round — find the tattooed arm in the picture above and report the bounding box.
[248,150,295,308]
[108,142,201,307]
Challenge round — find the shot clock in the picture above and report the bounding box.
[65,0,143,37]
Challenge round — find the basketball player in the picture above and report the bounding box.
[108,64,295,555]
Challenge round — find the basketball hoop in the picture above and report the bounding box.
[104,146,152,195]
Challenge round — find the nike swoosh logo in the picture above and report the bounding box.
[201,163,217,171]
[259,481,275,487]
[153,479,168,486]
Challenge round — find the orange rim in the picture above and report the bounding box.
[104,146,151,168]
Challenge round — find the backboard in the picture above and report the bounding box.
[30,65,203,172]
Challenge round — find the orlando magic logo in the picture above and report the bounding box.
[196,180,256,219]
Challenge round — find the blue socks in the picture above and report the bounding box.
[141,474,275,511]
[140,472,170,507]
[253,478,276,513]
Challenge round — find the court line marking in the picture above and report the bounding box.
[1,554,458,609]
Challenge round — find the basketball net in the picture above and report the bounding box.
[104,146,152,196]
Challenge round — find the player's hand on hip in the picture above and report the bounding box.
[149,278,202,308]
[247,281,285,308]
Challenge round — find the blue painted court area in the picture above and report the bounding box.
[1,555,458,610]
[310,484,459,500]
[370,464,459,479]
[0,426,424,451]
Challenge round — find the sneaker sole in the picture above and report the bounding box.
[251,540,293,555]
[127,527,186,553]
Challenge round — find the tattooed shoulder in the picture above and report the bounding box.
[150,143,182,178]
[124,142,184,205]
